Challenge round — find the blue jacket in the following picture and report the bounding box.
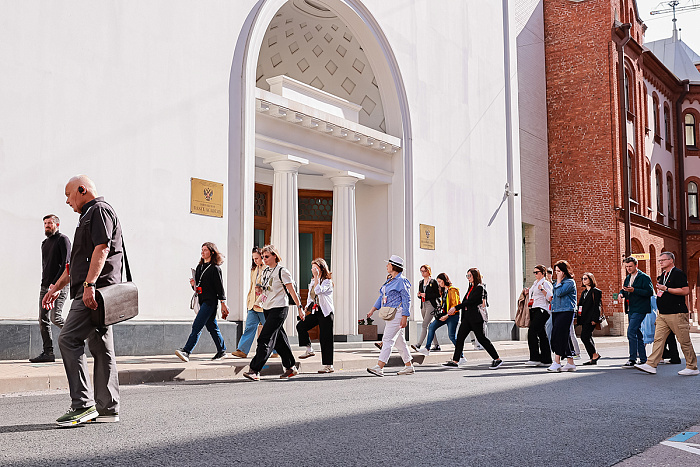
[551,278,577,312]
[619,270,653,314]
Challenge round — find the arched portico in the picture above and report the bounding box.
[228,0,413,336]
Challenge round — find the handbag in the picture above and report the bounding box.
[595,298,607,330]
[189,264,211,314]
[92,241,139,332]
[478,303,489,323]
[378,306,397,321]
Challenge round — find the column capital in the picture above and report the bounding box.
[264,155,309,172]
[329,171,365,187]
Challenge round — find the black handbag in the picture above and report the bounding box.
[92,241,139,332]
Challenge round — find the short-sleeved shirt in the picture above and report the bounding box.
[41,231,71,287]
[69,197,123,299]
[656,268,689,315]
[259,264,293,309]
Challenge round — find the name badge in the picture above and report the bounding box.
[657,290,664,297]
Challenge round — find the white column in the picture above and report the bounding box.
[330,171,364,335]
[267,155,308,334]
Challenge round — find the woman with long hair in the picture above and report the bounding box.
[548,260,578,372]
[524,264,553,367]
[578,272,602,365]
[419,273,467,365]
[176,242,229,362]
[443,268,503,369]
[243,245,303,381]
[232,247,266,358]
[412,264,441,352]
[297,258,335,373]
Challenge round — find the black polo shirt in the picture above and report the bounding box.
[69,197,123,299]
[41,231,71,287]
[656,267,689,315]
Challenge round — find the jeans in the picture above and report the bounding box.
[527,307,552,364]
[39,285,67,353]
[627,313,647,363]
[237,309,266,354]
[183,300,226,354]
[425,313,459,350]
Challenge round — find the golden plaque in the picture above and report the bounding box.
[631,253,650,261]
[419,224,435,250]
[190,178,224,218]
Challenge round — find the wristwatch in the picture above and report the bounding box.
[83,281,96,288]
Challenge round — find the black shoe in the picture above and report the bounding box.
[668,359,682,365]
[374,342,383,350]
[489,359,503,369]
[29,352,55,363]
[211,350,226,360]
[621,360,636,369]
[442,361,458,367]
[431,345,441,351]
[410,344,419,352]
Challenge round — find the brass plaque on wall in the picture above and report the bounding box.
[190,178,224,218]
[419,224,435,250]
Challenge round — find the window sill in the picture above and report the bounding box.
[654,134,662,145]
[627,111,635,121]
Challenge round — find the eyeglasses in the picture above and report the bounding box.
[262,254,272,259]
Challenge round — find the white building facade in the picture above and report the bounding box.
[0,0,524,350]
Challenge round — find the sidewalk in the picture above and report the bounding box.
[0,336,642,394]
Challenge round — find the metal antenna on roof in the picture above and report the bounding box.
[650,1,700,41]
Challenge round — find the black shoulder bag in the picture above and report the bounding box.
[92,240,139,333]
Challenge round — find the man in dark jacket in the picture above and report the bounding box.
[30,214,71,363]
[619,256,654,368]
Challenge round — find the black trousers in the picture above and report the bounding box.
[551,311,575,358]
[527,307,552,364]
[452,310,499,361]
[296,310,334,365]
[580,322,598,358]
[249,307,296,373]
[663,332,680,361]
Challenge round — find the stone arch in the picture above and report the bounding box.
[631,237,646,273]
[227,0,413,321]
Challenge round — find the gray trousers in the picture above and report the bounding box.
[416,302,438,347]
[39,285,67,353]
[58,295,119,413]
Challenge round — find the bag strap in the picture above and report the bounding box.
[122,239,132,282]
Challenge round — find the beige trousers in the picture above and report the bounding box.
[648,313,697,370]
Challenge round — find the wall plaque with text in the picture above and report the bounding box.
[419,224,435,250]
[190,178,224,218]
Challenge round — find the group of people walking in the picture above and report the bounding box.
[174,241,698,381]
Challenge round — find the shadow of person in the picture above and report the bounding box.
[0,423,63,433]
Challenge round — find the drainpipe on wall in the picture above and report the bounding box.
[676,79,690,272]
[502,0,518,321]
[616,23,632,257]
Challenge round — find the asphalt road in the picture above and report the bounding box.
[1,344,699,466]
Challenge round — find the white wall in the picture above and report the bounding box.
[0,1,246,320]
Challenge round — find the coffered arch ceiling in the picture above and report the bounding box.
[256,0,386,132]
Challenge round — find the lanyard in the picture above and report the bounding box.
[196,264,211,287]
[261,265,278,290]
[381,276,395,303]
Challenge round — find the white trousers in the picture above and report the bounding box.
[378,312,413,364]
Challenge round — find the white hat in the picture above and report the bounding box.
[386,255,404,268]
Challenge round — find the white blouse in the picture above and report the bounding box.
[305,278,334,317]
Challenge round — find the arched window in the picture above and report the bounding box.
[687,114,697,148]
[664,105,671,145]
[667,173,674,221]
[652,95,660,139]
[689,182,699,219]
[656,168,663,213]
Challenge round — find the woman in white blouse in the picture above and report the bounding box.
[297,258,335,373]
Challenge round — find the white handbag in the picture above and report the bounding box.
[378,306,397,321]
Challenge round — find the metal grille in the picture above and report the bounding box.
[254,191,267,217]
[299,197,332,221]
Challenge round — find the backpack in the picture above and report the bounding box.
[278,267,299,306]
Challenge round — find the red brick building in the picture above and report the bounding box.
[542,0,700,328]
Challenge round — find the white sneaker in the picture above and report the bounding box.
[634,363,657,374]
[367,365,384,377]
[397,365,415,375]
[318,365,334,374]
[418,347,430,357]
[524,360,540,367]
[175,349,190,362]
[298,349,316,359]
[458,357,468,367]
[547,363,562,372]
[678,368,700,376]
[562,363,576,372]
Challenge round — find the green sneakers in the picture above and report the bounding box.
[55,406,98,427]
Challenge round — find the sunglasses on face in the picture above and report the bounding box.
[263,254,272,259]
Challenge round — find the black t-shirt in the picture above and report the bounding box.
[656,268,689,314]
[41,231,71,287]
[69,197,123,299]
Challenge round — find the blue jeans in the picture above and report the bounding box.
[237,309,266,354]
[425,314,460,352]
[183,300,226,353]
[627,313,647,363]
